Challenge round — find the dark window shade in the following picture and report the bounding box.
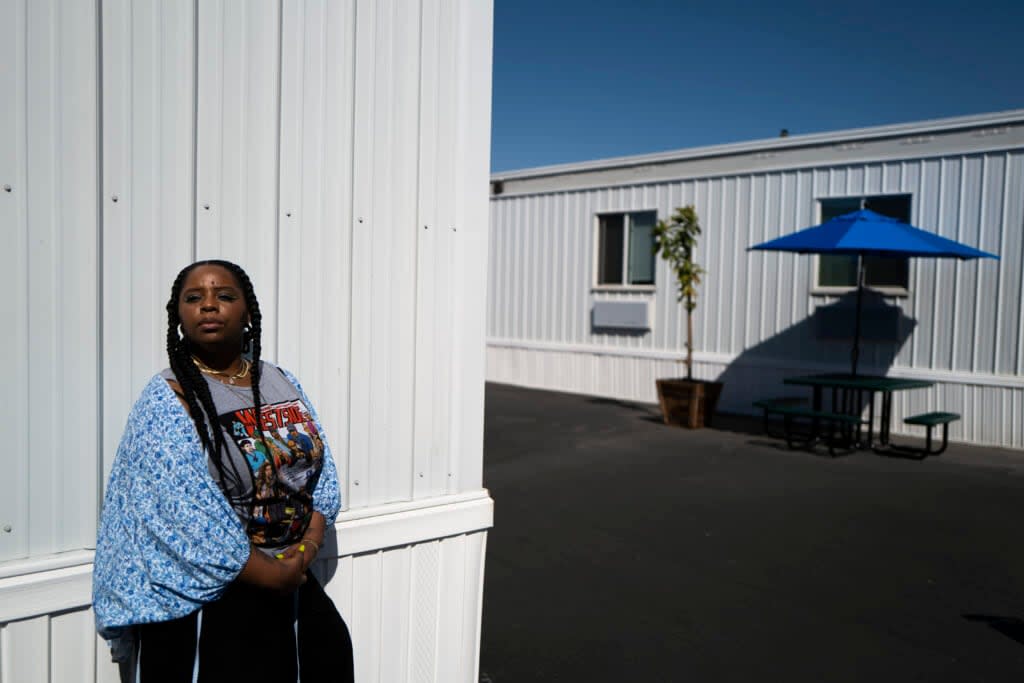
[598,214,624,284]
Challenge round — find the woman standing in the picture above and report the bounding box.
[93,260,353,682]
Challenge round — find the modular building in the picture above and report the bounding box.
[488,110,1024,451]
[0,1,493,681]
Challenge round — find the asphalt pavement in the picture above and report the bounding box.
[479,382,1024,683]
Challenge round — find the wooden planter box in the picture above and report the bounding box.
[656,378,724,429]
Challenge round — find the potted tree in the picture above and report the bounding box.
[653,205,724,428]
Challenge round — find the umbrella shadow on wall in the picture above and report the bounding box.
[713,290,917,414]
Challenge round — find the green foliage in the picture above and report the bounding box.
[653,205,705,380]
[653,205,705,313]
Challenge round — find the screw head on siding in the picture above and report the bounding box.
[3,525,11,533]
[286,212,292,217]
[353,480,359,486]
[203,204,210,210]
[424,225,429,230]
[3,184,11,192]
[111,194,118,202]
[357,217,364,223]
[419,472,424,478]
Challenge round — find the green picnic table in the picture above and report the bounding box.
[782,373,934,449]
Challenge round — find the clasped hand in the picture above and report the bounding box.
[273,542,317,591]
[239,541,316,594]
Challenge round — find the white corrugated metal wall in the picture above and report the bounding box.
[0,0,493,681]
[0,0,101,574]
[488,147,1024,449]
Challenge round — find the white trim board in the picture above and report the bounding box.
[0,491,494,623]
[486,339,1024,390]
[331,491,493,556]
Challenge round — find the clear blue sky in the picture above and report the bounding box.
[490,0,1024,173]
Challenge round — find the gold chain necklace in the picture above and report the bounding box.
[191,355,251,385]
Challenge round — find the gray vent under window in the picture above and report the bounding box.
[592,301,649,331]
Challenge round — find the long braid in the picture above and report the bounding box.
[166,260,266,510]
[166,268,225,461]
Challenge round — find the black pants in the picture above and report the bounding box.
[138,572,353,683]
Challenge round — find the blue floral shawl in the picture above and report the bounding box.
[92,365,341,638]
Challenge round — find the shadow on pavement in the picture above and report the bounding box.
[965,615,1024,647]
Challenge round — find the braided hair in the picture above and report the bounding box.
[166,260,266,503]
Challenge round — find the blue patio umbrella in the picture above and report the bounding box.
[749,209,999,375]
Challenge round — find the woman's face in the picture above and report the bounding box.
[178,264,249,353]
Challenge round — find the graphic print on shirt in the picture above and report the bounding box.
[217,399,325,547]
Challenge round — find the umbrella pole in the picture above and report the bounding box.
[852,255,864,376]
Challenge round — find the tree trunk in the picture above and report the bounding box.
[685,297,693,381]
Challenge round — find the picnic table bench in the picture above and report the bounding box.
[887,411,960,458]
[753,398,865,456]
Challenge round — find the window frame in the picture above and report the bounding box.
[811,194,913,298]
[592,209,658,292]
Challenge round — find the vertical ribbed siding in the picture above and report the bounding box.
[195,0,282,359]
[0,0,30,561]
[0,0,99,563]
[450,0,491,496]
[489,153,1021,374]
[0,608,105,682]
[101,0,196,487]
[100,0,488,516]
[1002,153,1024,375]
[319,530,487,683]
[1,615,47,681]
[412,0,458,501]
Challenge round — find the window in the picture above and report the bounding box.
[817,195,911,292]
[595,211,656,287]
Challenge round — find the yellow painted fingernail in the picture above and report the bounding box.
[299,544,306,552]
[275,553,284,559]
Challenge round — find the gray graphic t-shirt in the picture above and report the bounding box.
[162,364,326,554]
